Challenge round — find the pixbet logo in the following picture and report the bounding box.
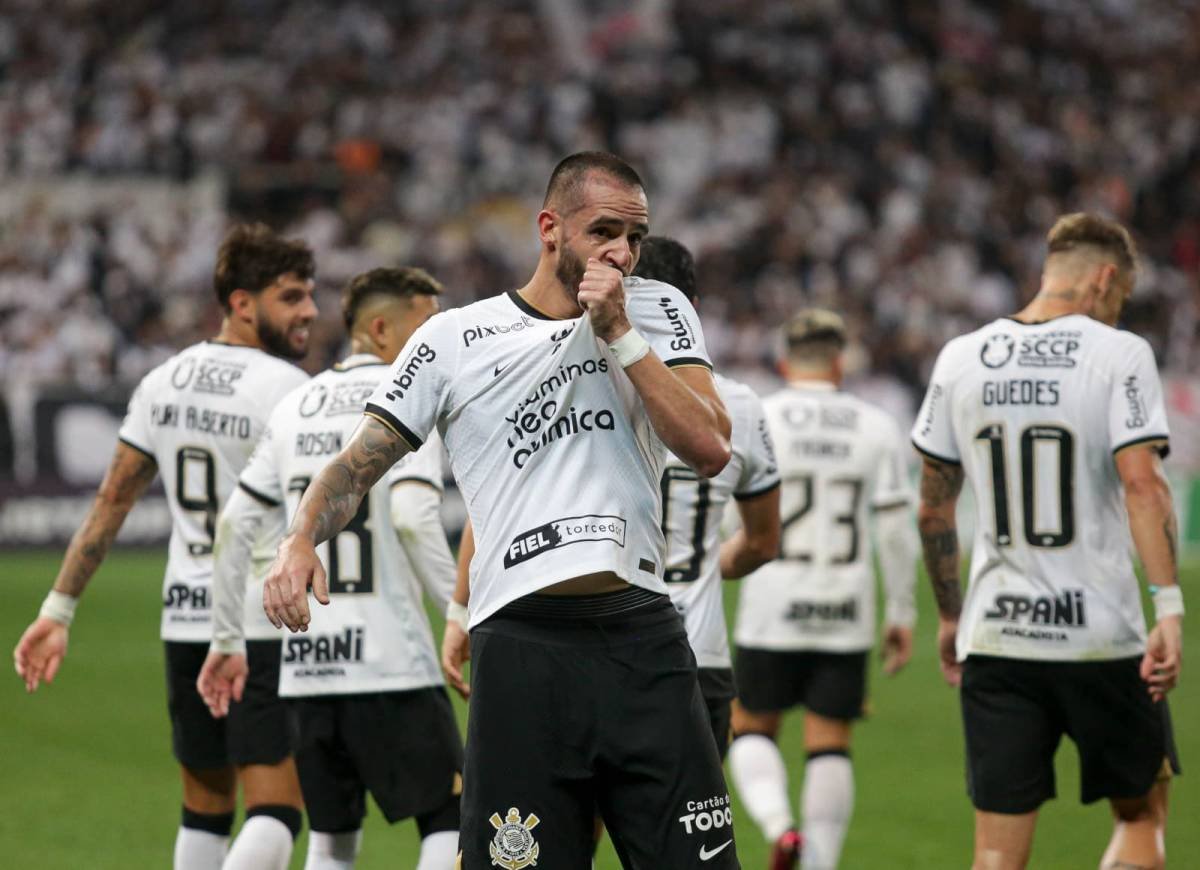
[462,315,534,348]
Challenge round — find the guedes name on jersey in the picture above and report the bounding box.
[982,379,1060,406]
[150,402,253,439]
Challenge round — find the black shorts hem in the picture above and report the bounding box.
[165,641,230,770]
[734,646,867,721]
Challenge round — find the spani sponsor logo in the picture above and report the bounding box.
[383,343,436,402]
[983,588,1086,627]
[164,583,209,610]
[284,626,365,665]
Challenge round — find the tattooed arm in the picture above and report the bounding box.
[916,456,965,686]
[262,415,411,632]
[14,442,158,692]
[1115,443,1182,700]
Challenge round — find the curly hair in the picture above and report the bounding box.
[213,223,315,310]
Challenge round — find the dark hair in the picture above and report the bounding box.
[1047,212,1138,274]
[632,236,696,301]
[341,266,443,330]
[543,151,644,211]
[213,223,315,311]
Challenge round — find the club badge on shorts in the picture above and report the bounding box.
[488,807,540,868]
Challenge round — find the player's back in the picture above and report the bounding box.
[661,373,779,668]
[735,383,906,652]
[912,314,1170,660]
[118,340,307,641]
[253,356,445,695]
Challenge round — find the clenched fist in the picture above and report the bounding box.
[578,258,632,343]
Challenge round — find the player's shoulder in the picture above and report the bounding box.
[623,276,696,319]
[715,373,762,414]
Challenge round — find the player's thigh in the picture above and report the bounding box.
[697,667,735,760]
[238,759,302,809]
[1059,658,1178,805]
[803,711,852,753]
[733,645,805,722]
[973,809,1039,870]
[460,629,595,869]
[731,698,783,739]
[804,650,868,723]
[164,641,230,772]
[226,633,297,768]
[181,764,237,814]
[343,689,463,825]
[960,656,1061,814]
[293,697,366,833]
[597,631,738,869]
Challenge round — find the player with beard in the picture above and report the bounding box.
[262,152,742,868]
[15,224,317,870]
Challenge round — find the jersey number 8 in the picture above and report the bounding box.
[287,476,375,593]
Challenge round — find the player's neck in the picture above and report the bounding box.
[516,260,582,320]
[1014,279,1090,324]
[212,317,264,350]
[787,372,838,390]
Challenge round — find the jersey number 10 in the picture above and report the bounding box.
[975,424,1075,548]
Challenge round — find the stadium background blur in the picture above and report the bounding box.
[2,0,1198,866]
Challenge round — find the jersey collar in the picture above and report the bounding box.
[787,379,837,392]
[507,290,568,321]
[333,353,387,371]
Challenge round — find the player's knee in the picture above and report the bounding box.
[1111,795,1157,825]
[731,704,780,739]
[182,764,237,812]
[239,760,303,808]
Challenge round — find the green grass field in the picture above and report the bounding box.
[3,549,1196,868]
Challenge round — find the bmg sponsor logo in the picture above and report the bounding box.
[1123,375,1148,429]
[383,343,436,402]
[462,315,534,348]
[658,296,696,352]
[504,515,626,568]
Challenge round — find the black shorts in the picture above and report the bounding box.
[462,589,740,870]
[227,640,296,766]
[293,687,464,833]
[699,667,735,760]
[164,641,228,770]
[734,646,868,721]
[961,655,1182,814]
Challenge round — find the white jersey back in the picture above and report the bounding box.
[239,354,447,696]
[662,375,779,669]
[911,315,1170,662]
[118,341,308,642]
[362,280,714,628]
[735,383,911,652]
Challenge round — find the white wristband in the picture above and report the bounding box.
[1151,585,1184,621]
[446,600,469,631]
[39,590,78,627]
[608,328,650,368]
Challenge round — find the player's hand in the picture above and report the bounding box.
[196,651,248,718]
[1141,615,1182,702]
[577,258,631,343]
[936,618,961,687]
[263,534,329,632]
[441,619,471,700]
[13,617,69,693]
[881,624,913,676]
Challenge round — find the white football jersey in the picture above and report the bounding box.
[363,279,714,628]
[735,382,912,652]
[662,375,779,669]
[117,341,309,642]
[239,354,449,696]
[912,315,1170,662]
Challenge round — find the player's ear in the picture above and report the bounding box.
[227,288,256,324]
[537,210,559,251]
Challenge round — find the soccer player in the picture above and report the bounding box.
[911,213,1182,870]
[198,267,461,870]
[727,309,918,870]
[635,236,782,758]
[13,224,316,870]
[262,151,741,868]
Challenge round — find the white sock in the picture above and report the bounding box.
[801,753,854,870]
[174,827,229,870]
[305,830,363,870]
[728,734,794,842]
[222,815,294,870]
[415,830,459,869]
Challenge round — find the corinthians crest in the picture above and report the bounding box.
[489,807,540,868]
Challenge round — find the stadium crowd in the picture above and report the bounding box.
[2,0,1199,409]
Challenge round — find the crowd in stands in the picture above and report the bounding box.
[2,0,1199,416]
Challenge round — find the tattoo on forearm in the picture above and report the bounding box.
[920,460,965,508]
[296,417,408,544]
[919,517,963,618]
[1164,515,1178,567]
[57,447,158,596]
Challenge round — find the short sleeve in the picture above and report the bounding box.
[117,373,156,459]
[735,392,781,500]
[625,279,712,370]
[363,312,458,451]
[387,429,447,493]
[1109,338,1170,456]
[872,416,912,509]
[910,342,961,464]
[237,415,284,507]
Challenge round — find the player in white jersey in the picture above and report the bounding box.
[727,309,918,870]
[911,213,1182,870]
[197,267,461,870]
[262,152,741,868]
[634,236,781,758]
[14,224,316,869]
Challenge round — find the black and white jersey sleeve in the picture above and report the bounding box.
[363,313,458,452]
[910,338,967,465]
[624,278,713,371]
[1108,336,1170,456]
